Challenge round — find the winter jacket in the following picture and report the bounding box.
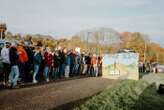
[53,53,60,68]
[9,46,19,66]
[33,52,42,65]
[1,47,10,64]
[70,53,75,65]
[85,56,91,65]
[24,46,34,64]
[17,46,28,63]
[59,51,65,64]
[65,55,71,66]
[91,57,97,66]
[44,52,53,67]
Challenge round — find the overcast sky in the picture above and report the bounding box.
[0,0,164,46]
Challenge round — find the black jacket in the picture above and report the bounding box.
[85,56,91,65]
[53,53,60,67]
[9,47,19,66]
[24,46,34,64]
[59,51,65,64]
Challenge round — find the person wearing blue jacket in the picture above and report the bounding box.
[65,50,71,78]
[33,46,42,83]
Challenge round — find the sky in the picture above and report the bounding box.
[0,0,164,46]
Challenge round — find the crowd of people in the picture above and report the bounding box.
[0,41,103,88]
[138,61,158,73]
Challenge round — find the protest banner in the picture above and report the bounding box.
[103,53,139,80]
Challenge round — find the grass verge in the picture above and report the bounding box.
[73,80,164,110]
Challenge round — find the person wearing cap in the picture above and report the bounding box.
[1,41,11,86]
[9,42,19,87]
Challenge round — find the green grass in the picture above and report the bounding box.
[74,80,164,110]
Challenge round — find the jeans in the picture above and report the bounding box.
[93,66,98,77]
[59,64,65,78]
[18,62,26,81]
[33,64,39,82]
[65,65,70,78]
[72,64,79,75]
[2,63,11,84]
[87,65,91,76]
[44,66,50,80]
[9,65,19,86]
[52,67,59,79]
[70,64,74,76]
[82,64,88,74]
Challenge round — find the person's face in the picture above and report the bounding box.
[6,44,10,48]
[63,49,67,54]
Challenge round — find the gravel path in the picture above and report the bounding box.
[0,77,116,110]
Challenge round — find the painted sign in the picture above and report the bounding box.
[102,53,139,80]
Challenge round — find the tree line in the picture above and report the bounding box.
[5,31,164,64]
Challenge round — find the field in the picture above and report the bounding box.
[73,76,164,110]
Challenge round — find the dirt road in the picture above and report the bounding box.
[0,77,116,110]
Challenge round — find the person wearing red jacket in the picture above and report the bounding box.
[17,41,28,82]
[43,47,53,82]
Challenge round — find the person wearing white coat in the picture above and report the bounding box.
[1,41,11,86]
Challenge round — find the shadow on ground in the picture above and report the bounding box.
[50,93,99,110]
[134,83,164,110]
